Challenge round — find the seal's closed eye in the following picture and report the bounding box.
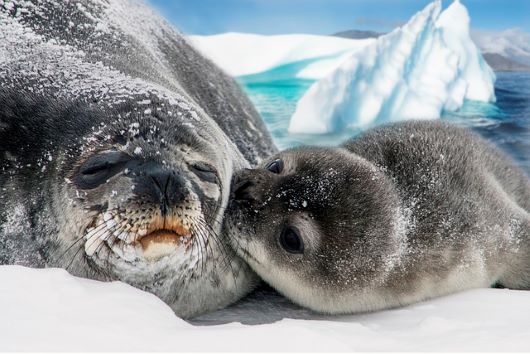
[76,151,130,189]
[190,162,219,184]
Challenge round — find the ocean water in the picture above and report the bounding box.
[239,71,530,173]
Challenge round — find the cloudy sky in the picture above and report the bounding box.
[148,0,530,35]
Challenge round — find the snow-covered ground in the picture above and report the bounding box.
[2,265,530,352]
[2,1,528,352]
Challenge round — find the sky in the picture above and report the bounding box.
[148,0,530,36]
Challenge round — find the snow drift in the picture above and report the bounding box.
[289,0,496,134]
[2,265,530,351]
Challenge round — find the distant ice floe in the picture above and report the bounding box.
[189,33,374,79]
[289,0,496,134]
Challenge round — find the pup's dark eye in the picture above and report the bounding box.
[279,227,304,254]
[266,159,283,174]
[75,151,130,189]
[191,162,218,184]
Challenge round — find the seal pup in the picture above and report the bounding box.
[226,120,530,314]
[0,0,276,318]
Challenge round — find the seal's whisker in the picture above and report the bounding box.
[189,220,208,277]
[202,212,242,263]
[57,235,86,263]
[190,223,207,276]
[189,224,202,276]
[58,216,113,264]
[193,217,239,285]
[195,218,230,268]
[197,216,234,260]
[197,222,228,278]
[84,223,119,259]
[193,225,213,278]
[198,227,210,277]
[65,243,85,272]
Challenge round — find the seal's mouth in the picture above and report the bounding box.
[139,229,182,248]
[138,227,193,261]
[84,213,195,263]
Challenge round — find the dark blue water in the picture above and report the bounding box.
[239,72,530,173]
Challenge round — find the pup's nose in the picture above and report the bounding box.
[231,169,260,202]
[232,180,255,201]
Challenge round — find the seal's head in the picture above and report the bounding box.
[64,103,225,266]
[226,147,405,313]
[0,91,257,319]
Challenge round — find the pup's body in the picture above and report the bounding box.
[227,121,530,314]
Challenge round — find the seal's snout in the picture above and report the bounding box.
[80,156,205,263]
[134,164,187,214]
[148,167,183,215]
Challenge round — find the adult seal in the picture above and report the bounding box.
[227,121,530,314]
[0,0,276,318]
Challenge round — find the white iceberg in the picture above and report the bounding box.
[189,32,374,79]
[289,0,496,134]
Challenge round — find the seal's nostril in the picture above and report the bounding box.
[132,164,186,214]
[149,173,171,215]
[232,180,254,201]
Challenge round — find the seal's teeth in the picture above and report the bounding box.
[138,229,148,236]
[85,237,104,257]
[103,213,113,222]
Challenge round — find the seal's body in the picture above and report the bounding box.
[227,121,530,314]
[0,0,275,318]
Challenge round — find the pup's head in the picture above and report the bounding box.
[226,147,404,313]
